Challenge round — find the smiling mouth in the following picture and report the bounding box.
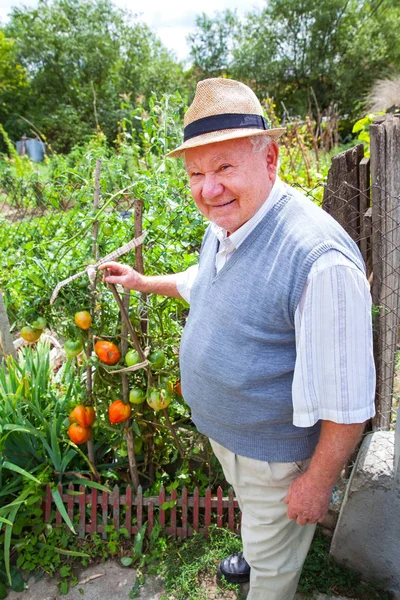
[214,199,235,208]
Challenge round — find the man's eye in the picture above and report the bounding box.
[220,164,231,171]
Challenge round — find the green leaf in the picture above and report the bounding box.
[4,504,21,585]
[2,461,41,484]
[121,557,133,567]
[161,500,177,510]
[129,578,140,598]
[70,480,111,493]
[0,581,7,599]
[26,273,44,288]
[36,542,90,558]
[59,580,69,595]
[10,569,25,592]
[133,522,147,560]
[51,488,76,534]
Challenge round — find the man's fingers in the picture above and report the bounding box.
[103,275,124,285]
[296,516,309,526]
[98,261,119,270]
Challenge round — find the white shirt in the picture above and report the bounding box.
[176,177,376,427]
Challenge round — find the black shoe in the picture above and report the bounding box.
[217,551,251,584]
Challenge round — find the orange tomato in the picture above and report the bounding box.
[68,423,92,444]
[109,400,132,424]
[20,326,42,343]
[175,381,182,396]
[94,340,121,365]
[74,310,92,330]
[69,405,96,427]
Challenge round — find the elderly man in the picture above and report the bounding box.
[101,78,375,600]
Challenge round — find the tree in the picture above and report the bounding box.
[0,31,29,149]
[188,10,241,78]
[188,0,400,120]
[3,0,185,152]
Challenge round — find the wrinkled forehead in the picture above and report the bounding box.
[184,137,253,170]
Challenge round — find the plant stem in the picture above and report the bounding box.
[86,159,102,481]
[121,284,139,491]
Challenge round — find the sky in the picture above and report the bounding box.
[0,0,266,64]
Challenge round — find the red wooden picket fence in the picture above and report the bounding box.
[43,484,241,539]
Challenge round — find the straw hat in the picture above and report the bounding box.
[167,78,286,158]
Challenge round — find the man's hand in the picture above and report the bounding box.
[284,472,332,526]
[99,262,183,299]
[283,420,365,527]
[99,261,146,291]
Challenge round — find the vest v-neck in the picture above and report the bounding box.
[210,194,290,282]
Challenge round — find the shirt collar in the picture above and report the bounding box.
[211,176,286,250]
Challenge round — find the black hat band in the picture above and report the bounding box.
[183,113,270,142]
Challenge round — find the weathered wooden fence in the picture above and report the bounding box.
[43,484,241,539]
[322,113,400,433]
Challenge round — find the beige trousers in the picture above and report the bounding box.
[210,440,316,600]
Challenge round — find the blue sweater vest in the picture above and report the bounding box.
[179,189,365,462]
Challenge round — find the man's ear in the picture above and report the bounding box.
[266,140,279,168]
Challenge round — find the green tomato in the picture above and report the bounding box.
[160,377,173,393]
[64,339,84,358]
[147,387,171,411]
[149,350,165,370]
[125,349,141,367]
[30,316,47,329]
[134,437,143,454]
[129,387,146,404]
[102,223,113,236]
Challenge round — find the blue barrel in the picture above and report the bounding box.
[16,138,46,161]
[26,139,46,162]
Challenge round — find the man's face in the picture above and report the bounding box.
[184,137,279,234]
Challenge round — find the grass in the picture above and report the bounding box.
[146,526,391,600]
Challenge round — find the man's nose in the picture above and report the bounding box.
[201,174,224,201]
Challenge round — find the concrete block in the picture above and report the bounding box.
[330,431,400,592]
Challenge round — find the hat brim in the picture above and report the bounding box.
[167,127,286,158]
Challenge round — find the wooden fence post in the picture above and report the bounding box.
[0,291,16,361]
[370,114,400,430]
[322,143,365,243]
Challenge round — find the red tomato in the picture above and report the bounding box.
[94,340,121,365]
[69,405,96,427]
[68,423,92,444]
[109,400,131,424]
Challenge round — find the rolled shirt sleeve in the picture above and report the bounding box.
[292,250,376,427]
[175,264,199,304]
